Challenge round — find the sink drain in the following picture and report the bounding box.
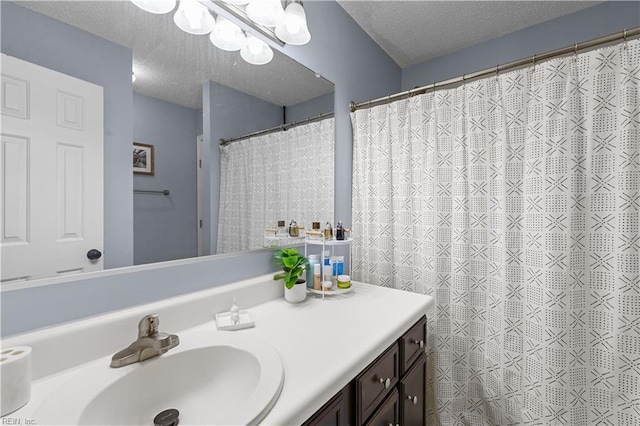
[154,408,179,426]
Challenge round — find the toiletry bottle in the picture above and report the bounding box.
[289,219,299,237]
[324,222,333,239]
[323,263,333,286]
[307,254,318,288]
[335,221,345,240]
[277,220,286,236]
[313,263,321,290]
[333,256,344,276]
[323,250,331,267]
[323,250,332,284]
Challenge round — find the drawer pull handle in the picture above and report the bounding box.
[413,339,425,348]
[387,424,399,426]
[407,395,418,405]
[378,377,391,388]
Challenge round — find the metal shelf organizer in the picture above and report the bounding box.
[304,233,352,299]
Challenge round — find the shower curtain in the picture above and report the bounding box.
[218,117,334,254]
[351,39,639,425]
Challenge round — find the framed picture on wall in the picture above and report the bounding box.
[133,142,154,175]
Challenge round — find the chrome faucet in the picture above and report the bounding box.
[110,314,180,368]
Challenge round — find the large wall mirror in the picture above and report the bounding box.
[0,1,334,286]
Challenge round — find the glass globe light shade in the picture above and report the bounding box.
[131,0,176,14]
[246,0,285,28]
[275,2,310,45]
[173,0,215,35]
[209,16,247,51]
[241,35,274,65]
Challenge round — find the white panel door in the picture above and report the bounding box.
[1,54,104,283]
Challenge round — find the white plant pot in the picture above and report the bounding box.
[284,279,306,303]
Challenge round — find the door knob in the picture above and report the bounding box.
[87,249,102,260]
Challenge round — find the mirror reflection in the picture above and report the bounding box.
[0,1,334,285]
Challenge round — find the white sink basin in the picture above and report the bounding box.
[32,333,284,425]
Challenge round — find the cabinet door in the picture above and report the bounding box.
[400,353,426,426]
[363,389,399,426]
[304,384,353,426]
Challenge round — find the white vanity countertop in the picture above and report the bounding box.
[244,282,432,425]
[6,278,433,425]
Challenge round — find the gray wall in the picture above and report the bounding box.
[202,81,285,254]
[280,0,402,230]
[1,1,134,270]
[402,1,640,90]
[133,93,199,265]
[286,92,335,124]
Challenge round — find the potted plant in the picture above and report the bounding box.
[273,247,308,303]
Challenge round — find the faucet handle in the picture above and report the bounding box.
[138,314,159,337]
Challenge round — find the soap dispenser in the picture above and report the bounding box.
[230,298,240,325]
[323,222,333,239]
[289,220,299,237]
[335,221,345,240]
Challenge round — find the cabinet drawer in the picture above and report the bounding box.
[399,316,426,375]
[363,388,399,426]
[400,353,426,426]
[356,343,399,423]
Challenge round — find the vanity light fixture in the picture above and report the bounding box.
[131,0,312,65]
[173,0,215,35]
[241,34,274,65]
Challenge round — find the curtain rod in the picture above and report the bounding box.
[219,111,334,146]
[350,26,640,112]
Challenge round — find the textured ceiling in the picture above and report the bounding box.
[15,1,334,110]
[337,0,604,68]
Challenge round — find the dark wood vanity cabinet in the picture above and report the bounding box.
[303,316,426,426]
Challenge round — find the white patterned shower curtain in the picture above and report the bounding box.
[218,118,334,254]
[351,40,639,425]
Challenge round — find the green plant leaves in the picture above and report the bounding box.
[272,247,308,289]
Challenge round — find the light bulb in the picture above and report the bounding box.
[285,19,300,34]
[248,37,263,55]
[241,35,273,65]
[131,0,176,14]
[173,0,215,35]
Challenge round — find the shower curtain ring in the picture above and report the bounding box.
[573,43,578,61]
[624,28,628,49]
[532,54,536,67]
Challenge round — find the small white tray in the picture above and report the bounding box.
[215,310,255,331]
[307,286,353,296]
